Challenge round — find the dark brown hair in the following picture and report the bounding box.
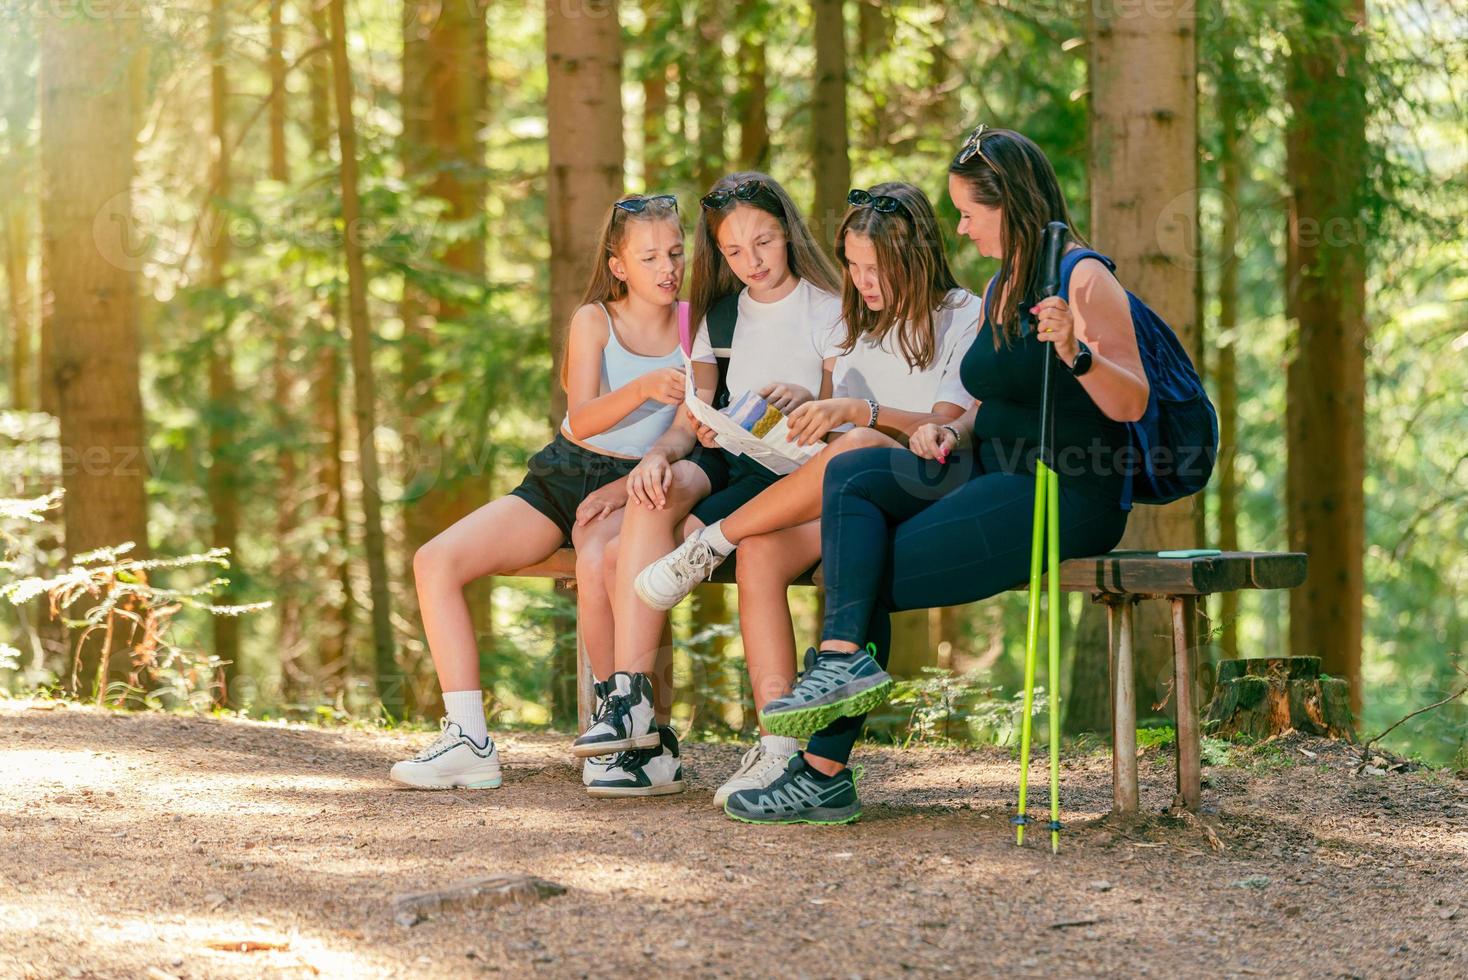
[688,171,841,331]
[834,181,961,371]
[948,127,1087,347]
[562,195,683,388]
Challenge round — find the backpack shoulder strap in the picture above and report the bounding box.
[677,301,691,355]
[707,293,740,353]
[1057,248,1117,301]
[980,274,999,326]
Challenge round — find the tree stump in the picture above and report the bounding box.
[1204,657,1354,740]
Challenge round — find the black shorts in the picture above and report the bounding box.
[686,447,784,525]
[509,433,639,544]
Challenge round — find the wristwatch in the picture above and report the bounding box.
[1066,340,1094,377]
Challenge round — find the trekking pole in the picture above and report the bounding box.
[1014,222,1069,849]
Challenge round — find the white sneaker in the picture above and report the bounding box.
[587,726,686,798]
[390,719,502,789]
[583,755,616,785]
[712,741,796,807]
[581,679,616,785]
[571,671,659,758]
[633,530,728,611]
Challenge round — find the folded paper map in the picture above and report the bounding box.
[682,352,821,476]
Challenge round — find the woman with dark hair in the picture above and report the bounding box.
[723,127,1152,825]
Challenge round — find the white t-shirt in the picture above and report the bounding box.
[832,288,981,411]
[690,278,844,398]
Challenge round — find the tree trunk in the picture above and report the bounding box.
[266,0,307,705]
[400,0,491,718]
[328,0,400,718]
[307,0,353,700]
[811,0,850,249]
[1205,656,1354,740]
[268,0,288,181]
[1087,0,1201,716]
[692,0,726,191]
[690,584,738,733]
[1284,0,1368,714]
[39,11,150,698]
[641,0,669,187]
[546,0,623,726]
[3,200,31,412]
[735,0,769,171]
[1215,37,1243,662]
[206,0,242,703]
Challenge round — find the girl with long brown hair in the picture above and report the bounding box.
[388,194,704,792]
[632,182,982,805]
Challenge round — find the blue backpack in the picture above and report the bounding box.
[1056,249,1219,508]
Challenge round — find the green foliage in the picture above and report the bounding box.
[0,0,1459,766]
[1,493,269,708]
[874,667,1048,748]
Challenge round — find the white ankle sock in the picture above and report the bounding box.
[761,734,798,757]
[442,690,490,747]
[700,521,736,556]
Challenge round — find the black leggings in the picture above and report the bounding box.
[806,445,1129,765]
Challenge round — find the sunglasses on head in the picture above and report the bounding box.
[847,188,905,214]
[955,123,994,168]
[701,179,774,211]
[614,194,679,214]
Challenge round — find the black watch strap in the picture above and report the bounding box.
[1067,340,1094,377]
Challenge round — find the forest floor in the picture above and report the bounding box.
[1,700,1465,980]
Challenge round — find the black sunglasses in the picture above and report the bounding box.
[847,188,905,214]
[615,194,679,214]
[701,179,775,211]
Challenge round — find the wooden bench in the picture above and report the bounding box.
[507,549,1308,815]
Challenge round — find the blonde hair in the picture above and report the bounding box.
[561,195,684,388]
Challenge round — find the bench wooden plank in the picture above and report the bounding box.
[506,549,1308,596]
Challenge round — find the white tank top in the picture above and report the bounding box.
[560,303,683,457]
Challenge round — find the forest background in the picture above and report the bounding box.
[0,0,1462,766]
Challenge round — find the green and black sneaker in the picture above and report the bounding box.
[758,644,893,738]
[723,752,861,825]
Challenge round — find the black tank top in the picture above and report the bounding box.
[959,295,1129,506]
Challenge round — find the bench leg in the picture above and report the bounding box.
[1107,596,1140,816]
[575,617,593,733]
[1171,595,1202,811]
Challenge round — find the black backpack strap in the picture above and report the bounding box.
[706,293,739,409]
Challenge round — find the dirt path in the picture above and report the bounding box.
[2,701,1464,979]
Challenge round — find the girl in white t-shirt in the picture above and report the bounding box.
[567,172,843,796]
[633,183,981,807]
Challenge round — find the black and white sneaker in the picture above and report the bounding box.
[572,671,658,758]
[586,726,686,798]
[581,679,617,785]
[723,752,860,825]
